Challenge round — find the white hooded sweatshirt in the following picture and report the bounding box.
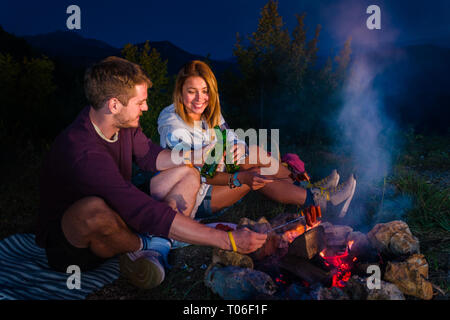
[157,104,247,217]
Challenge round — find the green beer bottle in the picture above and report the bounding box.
[200,125,240,178]
[222,127,240,174]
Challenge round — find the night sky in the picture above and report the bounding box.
[1,0,449,59]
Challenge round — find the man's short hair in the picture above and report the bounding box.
[84,56,152,110]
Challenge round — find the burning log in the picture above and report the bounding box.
[346,231,376,260]
[319,240,356,288]
[279,255,331,285]
[383,253,433,300]
[321,223,353,248]
[288,226,325,259]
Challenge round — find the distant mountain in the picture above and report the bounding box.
[11,29,450,133]
[23,31,119,67]
[22,30,235,75]
[0,25,36,59]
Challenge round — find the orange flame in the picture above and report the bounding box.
[348,240,354,250]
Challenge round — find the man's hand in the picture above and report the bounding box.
[237,167,274,190]
[230,228,267,254]
[189,142,217,167]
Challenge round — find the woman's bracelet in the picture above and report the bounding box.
[228,173,236,189]
[183,150,193,167]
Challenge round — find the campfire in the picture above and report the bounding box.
[204,213,436,300]
[319,240,356,288]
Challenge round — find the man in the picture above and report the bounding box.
[36,56,267,289]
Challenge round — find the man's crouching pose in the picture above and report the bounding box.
[35,56,266,289]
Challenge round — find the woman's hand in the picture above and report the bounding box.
[230,228,267,254]
[237,167,274,190]
[229,143,246,164]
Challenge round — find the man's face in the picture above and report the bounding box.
[114,83,148,128]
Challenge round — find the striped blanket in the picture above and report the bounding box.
[0,233,119,300]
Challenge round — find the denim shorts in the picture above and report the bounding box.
[195,186,213,220]
[194,186,246,221]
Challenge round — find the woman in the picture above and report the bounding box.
[157,60,356,222]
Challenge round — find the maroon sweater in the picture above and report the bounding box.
[35,106,177,248]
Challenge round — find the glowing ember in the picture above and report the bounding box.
[319,241,357,288]
[275,274,287,285]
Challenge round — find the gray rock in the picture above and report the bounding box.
[204,265,277,300]
[367,220,420,257]
[367,280,405,300]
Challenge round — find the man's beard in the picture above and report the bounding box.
[114,112,142,129]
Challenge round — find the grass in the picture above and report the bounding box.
[388,168,450,234]
[387,132,450,297]
[1,132,449,299]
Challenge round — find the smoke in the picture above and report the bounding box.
[324,1,414,229]
[331,54,416,231]
[338,56,392,184]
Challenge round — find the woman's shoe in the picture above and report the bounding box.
[309,169,340,190]
[311,174,356,217]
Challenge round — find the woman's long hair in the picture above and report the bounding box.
[173,60,221,129]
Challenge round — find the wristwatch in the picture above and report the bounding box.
[232,172,242,188]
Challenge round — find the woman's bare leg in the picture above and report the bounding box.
[240,145,307,206]
[210,184,251,212]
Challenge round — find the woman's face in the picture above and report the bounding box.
[182,76,209,121]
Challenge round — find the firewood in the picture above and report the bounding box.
[288,225,325,259]
[280,255,331,285]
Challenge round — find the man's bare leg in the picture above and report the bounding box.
[61,197,141,258]
[150,166,201,217]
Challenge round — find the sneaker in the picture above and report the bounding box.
[311,174,356,217]
[310,169,340,190]
[120,250,165,289]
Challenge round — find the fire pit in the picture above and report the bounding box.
[204,214,436,300]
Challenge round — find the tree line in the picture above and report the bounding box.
[0,0,351,149]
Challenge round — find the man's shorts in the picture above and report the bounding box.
[45,219,108,272]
